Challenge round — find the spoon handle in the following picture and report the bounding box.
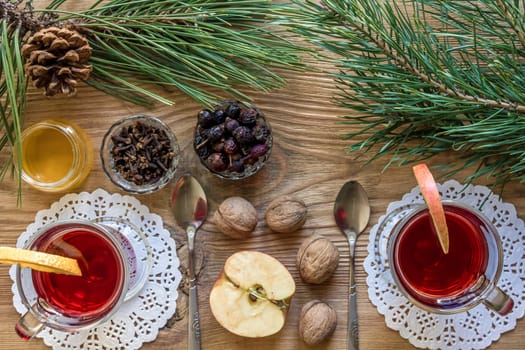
[348,235,359,350]
[188,285,201,350]
[348,264,359,350]
[187,226,201,350]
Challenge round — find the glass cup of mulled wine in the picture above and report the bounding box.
[381,201,513,315]
[14,219,151,339]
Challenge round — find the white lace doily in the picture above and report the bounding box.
[364,180,525,350]
[9,188,182,350]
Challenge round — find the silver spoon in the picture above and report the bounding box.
[171,174,208,350]
[334,180,370,350]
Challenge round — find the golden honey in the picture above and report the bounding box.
[20,120,93,192]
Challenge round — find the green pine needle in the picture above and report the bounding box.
[0,0,312,201]
[48,0,310,107]
[0,18,26,204]
[292,0,525,188]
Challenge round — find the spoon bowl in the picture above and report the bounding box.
[171,175,207,231]
[334,180,370,350]
[170,174,208,350]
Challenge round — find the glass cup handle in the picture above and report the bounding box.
[483,285,514,316]
[15,305,45,340]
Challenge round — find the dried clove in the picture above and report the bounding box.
[110,121,175,186]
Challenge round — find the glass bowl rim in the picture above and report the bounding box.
[193,100,272,180]
[100,114,180,194]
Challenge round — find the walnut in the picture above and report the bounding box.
[299,300,337,345]
[296,235,339,284]
[213,197,257,239]
[265,195,307,233]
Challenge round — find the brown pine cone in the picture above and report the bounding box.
[21,26,92,97]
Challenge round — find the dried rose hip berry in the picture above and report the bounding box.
[193,101,272,179]
[225,118,240,133]
[239,108,257,125]
[250,144,269,159]
[206,152,226,172]
[198,109,215,128]
[224,138,238,155]
[233,126,254,144]
[225,104,241,119]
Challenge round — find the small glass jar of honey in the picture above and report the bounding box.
[19,120,93,192]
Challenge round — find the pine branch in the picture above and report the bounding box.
[0,18,27,203]
[0,0,311,201]
[494,0,525,49]
[53,0,310,107]
[292,0,525,187]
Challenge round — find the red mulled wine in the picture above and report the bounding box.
[31,223,126,318]
[392,204,489,307]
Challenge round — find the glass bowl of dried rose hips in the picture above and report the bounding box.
[193,100,272,180]
[101,115,180,194]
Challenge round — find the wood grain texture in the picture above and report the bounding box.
[0,3,524,350]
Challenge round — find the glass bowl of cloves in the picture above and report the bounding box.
[193,100,272,180]
[101,115,180,194]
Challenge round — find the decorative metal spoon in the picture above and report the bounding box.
[170,174,208,350]
[334,181,371,350]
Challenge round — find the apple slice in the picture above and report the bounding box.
[209,250,296,338]
[412,164,449,254]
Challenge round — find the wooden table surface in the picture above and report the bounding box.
[1,7,524,350]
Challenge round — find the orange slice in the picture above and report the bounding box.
[412,164,449,254]
[0,246,82,276]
